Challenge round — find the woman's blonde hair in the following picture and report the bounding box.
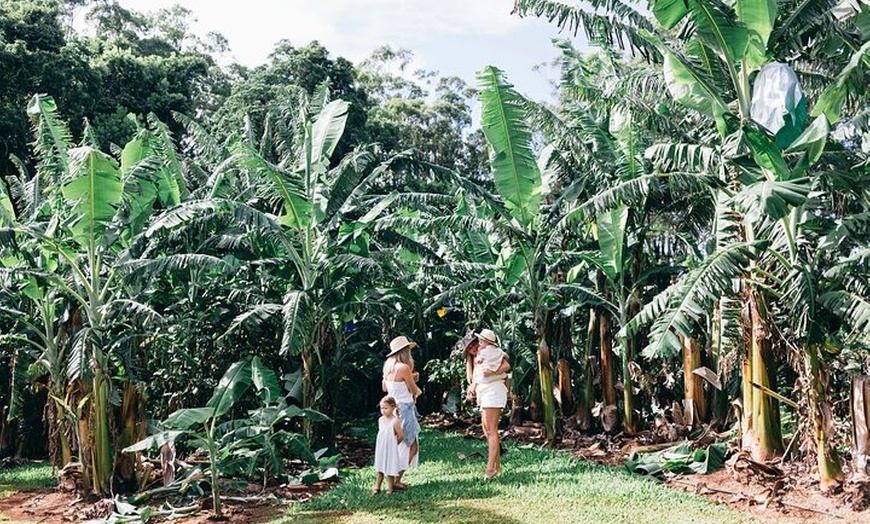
[461,337,479,385]
[383,346,414,377]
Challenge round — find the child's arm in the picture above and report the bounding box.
[484,353,510,377]
[393,418,404,444]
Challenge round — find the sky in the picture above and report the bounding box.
[107,0,578,103]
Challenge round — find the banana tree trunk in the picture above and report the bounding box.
[621,293,640,435]
[301,346,315,443]
[557,359,573,416]
[535,311,556,442]
[709,303,729,428]
[742,291,783,461]
[115,382,147,492]
[575,309,595,432]
[314,319,337,447]
[851,376,870,479]
[49,396,73,467]
[599,310,618,432]
[681,335,707,428]
[806,345,842,490]
[91,367,113,494]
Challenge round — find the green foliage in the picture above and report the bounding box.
[625,442,728,476]
[477,65,542,229]
[125,357,328,516]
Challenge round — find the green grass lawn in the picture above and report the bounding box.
[0,433,759,524]
[0,461,55,499]
[279,428,758,524]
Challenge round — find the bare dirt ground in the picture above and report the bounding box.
[2,417,867,524]
[0,434,372,524]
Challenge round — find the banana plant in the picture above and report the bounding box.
[147,89,400,445]
[638,0,868,475]
[6,95,182,494]
[124,356,327,517]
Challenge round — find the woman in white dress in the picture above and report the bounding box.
[464,328,510,479]
[382,335,422,489]
[373,396,403,495]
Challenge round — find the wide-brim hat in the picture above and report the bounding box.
[475,328,499,345]
[386,335,416,357]
[459,333,478,356]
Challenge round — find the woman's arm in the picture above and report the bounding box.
[397,363,423,397]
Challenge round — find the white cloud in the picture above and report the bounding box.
[110,0,564,101]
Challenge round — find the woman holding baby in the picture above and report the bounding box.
[462,328,510,480]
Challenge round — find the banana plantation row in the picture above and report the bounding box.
[0,0,868,504]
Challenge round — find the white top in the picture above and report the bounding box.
[384,380,415,404]
[474,345,506,384]
[374,415,402,476]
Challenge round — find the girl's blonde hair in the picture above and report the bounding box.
[382,346,414,377]
[380,395,398,411]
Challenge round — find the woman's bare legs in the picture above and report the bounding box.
[482,407,502,477]
[394,439,417,488]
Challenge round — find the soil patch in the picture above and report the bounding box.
[0,434,372,524]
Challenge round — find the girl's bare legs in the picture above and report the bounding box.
[386,475,395,494]
[482,407,502,477]
[373,472,384,495]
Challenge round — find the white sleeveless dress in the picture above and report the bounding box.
[373,415,401,476]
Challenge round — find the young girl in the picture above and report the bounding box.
[373,396,404,495]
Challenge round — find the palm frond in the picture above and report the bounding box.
[820,290,870,334]
[645,142,722,174]
[374,230,444,263]
[514,0,660,60]
[122,254,233,281]
[221,303,283,341]
[625,241,761,358]
[27,94,72,185]
[281,290,313,356]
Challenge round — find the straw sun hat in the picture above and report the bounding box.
[475,328,499,345]
[386,335,416,357]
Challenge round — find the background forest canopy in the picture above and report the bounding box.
[0,0,868,510]
[0,0,489,178]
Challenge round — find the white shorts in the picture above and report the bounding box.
[476,380,508,409]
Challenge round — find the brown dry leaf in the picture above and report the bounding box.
[728,493,746,503]
[692,366,722,390]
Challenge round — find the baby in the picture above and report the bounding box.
[475,343,506,382]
